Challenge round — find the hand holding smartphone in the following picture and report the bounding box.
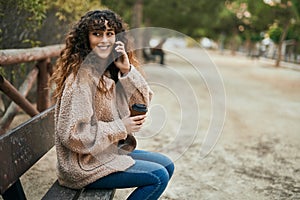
[113,37,123,61]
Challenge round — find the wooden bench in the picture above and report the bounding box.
[0,106,115,200]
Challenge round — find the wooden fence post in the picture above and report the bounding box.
[36,58,50,112]
[0,44,62,131]
[0,68,38,134]
[0,75,39,117]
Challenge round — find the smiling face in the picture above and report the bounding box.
[88,21,116,59]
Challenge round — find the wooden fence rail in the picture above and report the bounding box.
[0,45,64,65]
[0,44,64,134]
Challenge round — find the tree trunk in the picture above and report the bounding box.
[275,21,290,67]
[132,0,143,61]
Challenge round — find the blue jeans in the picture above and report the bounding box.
[86,150,175,200]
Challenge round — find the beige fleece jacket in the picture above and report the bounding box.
[54,65,152,189]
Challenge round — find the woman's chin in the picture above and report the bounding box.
[93,51,111,59]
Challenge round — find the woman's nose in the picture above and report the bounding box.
[101,34,108,42]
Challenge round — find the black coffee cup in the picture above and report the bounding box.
[130,104,148,116]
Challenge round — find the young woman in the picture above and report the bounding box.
[50,9,174,200]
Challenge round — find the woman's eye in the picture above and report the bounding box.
[92,32,100,36]
[107,32,114,36]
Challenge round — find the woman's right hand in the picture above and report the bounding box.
[122,114,147,133]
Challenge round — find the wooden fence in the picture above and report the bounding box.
[0,44,64,134]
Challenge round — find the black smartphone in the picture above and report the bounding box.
[113,36,123,61]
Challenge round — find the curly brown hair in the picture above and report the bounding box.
[50,9,139,99]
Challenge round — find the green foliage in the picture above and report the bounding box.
[47,0,102,22]
[216,0,300,60]
[36,0,102,45]
[268,23,282,44]
[0,66,6,77]
[262,0,300,44]
[0,0,47,48]
[101,0,135,26]
[143,0,224,38]
[0,0,102,48]
[18,0,47,30]
[287,23,300,41]
[102,0,225,38]
[0,0,299,51]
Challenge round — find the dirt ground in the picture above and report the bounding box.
[2,48,300,200]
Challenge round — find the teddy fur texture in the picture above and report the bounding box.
[54,65,152,189]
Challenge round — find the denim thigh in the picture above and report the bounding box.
[86,150,175,199]
[86,159,170,200]
[129,150,174,178]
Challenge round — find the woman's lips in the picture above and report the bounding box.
[96,45,111,50]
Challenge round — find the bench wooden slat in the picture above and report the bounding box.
[78,188,116,200]
[0,106,55,194]
[42,180,82,200]
[42,180,115,200]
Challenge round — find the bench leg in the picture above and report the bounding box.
[2,179,26,200]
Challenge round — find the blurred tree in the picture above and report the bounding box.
[264,0,299,66]
[0,0,102,48]
[0,0,47,48]
[102,0,224,39]
[38,0,102,45]
[213,1,245,54]
[101,0,135,27]
[268,23,282,44]
[0,0,47,109]
[215,0,300,66]
[48,0,102,23]
[1,0,299,64]
[143,0,224,38]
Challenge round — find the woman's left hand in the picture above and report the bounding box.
[114,41,130,74]
[122,114,147,133]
